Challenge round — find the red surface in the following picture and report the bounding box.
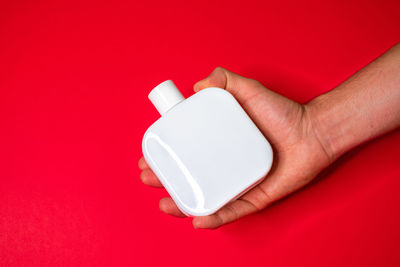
[1,0,400,266]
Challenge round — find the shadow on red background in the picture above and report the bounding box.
[0,0,399,266]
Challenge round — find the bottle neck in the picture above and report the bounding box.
[148,80,185,116]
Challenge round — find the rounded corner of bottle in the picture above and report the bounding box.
[184,207,216,217]
[141,128,153,156]
[173,200,217,217]
[262,146,274,176]
[141,131,147,147]
[173,200,195,217]
[195,210,217,217]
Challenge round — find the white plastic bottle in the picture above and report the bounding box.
[142,80,273,216]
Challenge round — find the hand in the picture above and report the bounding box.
[138,67,334,229]
[140,44,400,229]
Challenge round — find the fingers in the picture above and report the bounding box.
[159,197,187,218]
[139,159,186,216]
[192,198,259,229]
[192,186,275,229]
[138,156,149,170]
[193,67,228,92]
[155,181,280,228]
[139,168,164,188]
[138,157,185,217]
[138,129,277,228]
[192,164,315,229]
[138,156,163,187]
[158,187,272,227]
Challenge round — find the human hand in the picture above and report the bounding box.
[138,67,334,229]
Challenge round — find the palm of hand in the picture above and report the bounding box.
[139,67,332,229]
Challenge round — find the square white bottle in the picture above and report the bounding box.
[142,80,273,216]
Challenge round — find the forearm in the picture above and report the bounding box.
[307,43,400,161]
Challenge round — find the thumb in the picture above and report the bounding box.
[193,67,228,92]
[193,67,267,108]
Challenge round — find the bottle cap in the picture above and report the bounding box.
[148,80,185,116]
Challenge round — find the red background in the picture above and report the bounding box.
[1,0,400,266]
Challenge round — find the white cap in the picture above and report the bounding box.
[148,80,185,116]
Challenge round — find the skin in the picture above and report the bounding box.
[138,43,400,229]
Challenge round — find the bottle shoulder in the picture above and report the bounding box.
[143,87,235,131]
[194,87,235,101]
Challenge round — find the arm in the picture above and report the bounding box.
[307,43,400,161]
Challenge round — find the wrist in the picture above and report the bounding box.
[304,95,348,162]
[304,44,400,162]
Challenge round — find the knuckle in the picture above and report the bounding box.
[214,66,224,72]
[248,78,262,88]
[213,66,227,75]
[139,170,147,183]
[252,187,273,210]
